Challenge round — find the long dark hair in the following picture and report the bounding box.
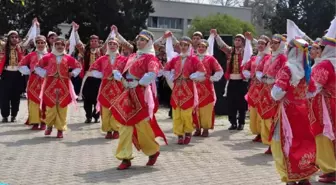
[83,42,92,72]
[4,40,11,67]
[229,46,236,72]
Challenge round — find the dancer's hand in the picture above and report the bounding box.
[128,80,139,88]
[210,29,217,36]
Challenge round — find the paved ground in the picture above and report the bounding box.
[0,100,327,185]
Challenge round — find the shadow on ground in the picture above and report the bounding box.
[74,165,160,184]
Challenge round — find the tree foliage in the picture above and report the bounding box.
[1,0,154,43]
[266,0,336,38]
[188,13,256,36]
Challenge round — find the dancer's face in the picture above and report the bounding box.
[136,37,148,50]
[234,38,243,48]
[180,42,189,54]
[9,34,19,46]
[257,41,266,52]
[310,46,322,59]
[197,44,207,54]
[55,42,65,53]
[270,40,280,51]
[48,35,57,45]
[192,35,201,47]
[36,40,46,51]
[108,41,118,52]
[90,39,99,48]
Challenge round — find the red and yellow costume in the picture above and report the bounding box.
[308,33,336,183]
[89,52,127,138]
[257,34,287,147]
[270,38,317,184]
[110,30,167,170]
[19,49,47,129]
[242,35,272,143]
[35,38,81,138]
[196,55,222,129]
[193,39,223,137]
[164,36,206,144]
[244,54,271,134]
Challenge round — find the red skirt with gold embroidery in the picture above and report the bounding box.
[257,84,278,119]
[97,79,124,108]
[246,78,263,107]
[171,79,195,110]
[308,94,336,137]
[196,79,215,108]
[27,73,44,104]
[42,77,72,108]
[270,101,318,181]
[110,86,149,126]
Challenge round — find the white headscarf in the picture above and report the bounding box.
[51,43,66,56]
[105,40,120,57]
[314,45,336,71]
[271,41,286,63]
[180,42,192,58]
[137,39,155,56]
[286,46,305,86]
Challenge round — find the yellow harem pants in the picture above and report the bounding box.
[28,100,41,124]
[249,107,261,135]
[45,105,68,131]
[260,118,272,145]
[115,119,159,160]
[101,106,119,132]
[173,107,194,136]
[315,135,336,174]
[199,103,214,129]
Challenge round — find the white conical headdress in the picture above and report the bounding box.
[286,19,306,42]
[325,17,336,38]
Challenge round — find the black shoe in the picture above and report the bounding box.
[10,117,16,122]
[2,117,8,123]
[94,118,99,123]
[85,118,92,123]
[228,125,237,130]
[237,124,244,130]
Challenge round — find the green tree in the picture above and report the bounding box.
[266,0,336,39]
[188,13,256,36]
[1,0,154,43]
[0,0,70,36]
[63,0,154,43]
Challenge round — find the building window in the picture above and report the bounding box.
[148,16,183,29]
[187,19,192,29]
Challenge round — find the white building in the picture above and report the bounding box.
[148,0,252,39]
[58,0,252,39]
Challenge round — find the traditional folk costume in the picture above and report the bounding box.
[110,30,167,170]
[18,35,48,130]
[242,36,272,143]
[256,34,287,154]
[89,36,128,139]
[164,36,206,144]
[35,37,81,138]
[215,34,248,130]
[0,31,24,123]
[307,18,336,184]
[270,38,317,185]
[193,39,223,137]
[76,34,103,123]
